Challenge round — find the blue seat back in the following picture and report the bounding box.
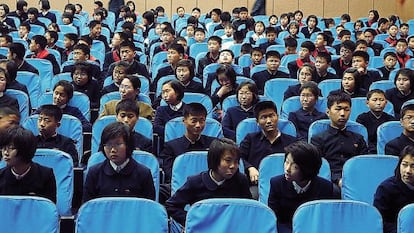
[165,117,222,142]
[350,97,395,121]
[76,197,168,233]
[398,203,414,233]
[160,92,214,118]
[186,198,277,233]
[16,72,41,109]
[342,155,399,204]
[103,75,150,95]
[280,54,299,67]
[26,58,53,93]
[377,121,403,155]
[5,89,29,122]
[318,79,342,97]
[280,96,327,119]
[369,80,394,92]
[264,78,300,114]
[189,43,208,59]
[292,200,383,233]
[308,119,368,144]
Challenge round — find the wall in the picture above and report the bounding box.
[4,0,414,21]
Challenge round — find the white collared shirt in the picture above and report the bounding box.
[11,166,32,180]
[292,180,312,194]
[110,158,130,173]
[209,170,225,186]
[169,101,183,111]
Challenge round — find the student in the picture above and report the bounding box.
[399,23,410,40]
[205,8,221,33]
[83,122,155,202]
[115,99,152,153]
[36,104,79,166]
[8,43,38,75]
[159,103,216,185]
[193,28,206,43]
[331,67,366,98]
[352,50,382,90]
[395,39,412,69]
[240,101,298,199]
[313,32,333,58]
[364,28,383,56]
[300,15,321,39]
[376,18,390,35]
[331,40,356,78]
[61,33,78,63]
[221,23,235,42]
[222,82,259,141]
[45,30,63,55]
[288,41,315,80]
[153,43,185,92]
[173,6,186,29]
[353,20,364,34]
[175,59,204,94]
[311,92,368,187]
[284,63,317,100]
[385,24,398,47]
[356,89,395,153]
[268,141,339,233]
[25,7,46,29]
[252,50,289,94]
[385,104,414,156]
[276,13,290,35]
[250,21,266,45]
[26,35,60,75]
[408,36,414,55]
[0,126,56,203]
[374,145,414,233]
[314,52,338,83]
[197,36,222,78]
[258,26,279,53]
[366,10,379,27]
[232,7,249,30]
[0,60,28,96]
[100,75,154,121]
[214,11,231,31]
[323,18,335,30]
[101,61,129,96]
[0,4,16,31]
[268,15,278,28]
[102,31,130,78]
[0,67,19,111]
[70,61,100,109]
[165,138,252,227]
[0,107,20,134]
[333,30,352,54]
[243,47,264,78]
[378,52,398,80]
[118,41,150,80]
[288,81,327,141]
[153,26,176,57]
[18,21,31,44]
[285,21,300,40]
[385,69,414,119]
[210,64,238,110]
[282,37,298,57]
[86,20,110,52]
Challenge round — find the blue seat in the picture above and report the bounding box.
[258,153,331,205]
[350,97,395,121]
[47,49,62,70]
[160,92,213,117]
[293,200,383,233]
[165,117,223,143]
[151,51,168,71]
[308,119,368,144]
[91,40,105,54]
[52,72,72,87]
[186,198,277,233]
[202,63,221,88]
[86,151,160,201]
[91,115,152,154]
[369,80,395,92]
[26,58,54,93]
[380,47,397,58]
[75,197,168,233]
[368,56,385,69]
[264,78,300,114]
[342,155,398,204]
[280,96,327,120]
[30,24,45,35]
[99,92,152,114]
[151,62,170,82]
[0,47,8,57]
[318,79,342,97]
[229,43,242,57]
[222,95,269,115]
[38,91,91,121]
[189,42,208,59]
[195,52,207,75]
[377,121,403,155]
[266,44,286,54]
[238,54,252,68]
[149,41,162,59]
[156,75,177,97]
[5,89,30,122]
[0,196,59,233]
[250,64,267,78]
[59,24,78,35]
[23,114,83,161]
[236,118,297,145]
[389,68,400,83]
[398,203,414,233]
[280,54,298,67]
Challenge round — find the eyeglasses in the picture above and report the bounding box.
[1,145,16,153]
[119,85,133,90]
[103,143,125,149]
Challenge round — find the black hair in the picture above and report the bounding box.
[31,35,47,50]
[236,81,259,106]
[284,37,298,48]
[38,104,63,122]
[53,80,74,100]
[299,63,317,81]
[73,43,90,56]
[64,3,76,15]
[99,122,134,158]
[208,35,222,45]
[395,145,414,179]
[88,20,101,30]
[216,64,237,87]
[121,21,135,31]
[20,21,31,31]
[0,67,9,84]
[368,10,379,23]
[352,50,370,62]
[284,141,322,180]
[162,26,175,36]
[46,30,58,44]
[123,74,142,90]
[266,50,281,60]
[207,138,240,170]
[251,47,263,55]
[240,43,252,55]
[396,38,408,45]
[0,106,20,119]
[342,67,363,93]
[220,11,231,22]
[316,52,332,63]
[16,1,27,11]
[355,39,368,48]
[300,41,316,52]
[364,28,377,37]
[183,102,207,118]
[323,18,334,28]
[394,68,414,94]
[327,91,352,109]
[64,33,78,44]
[168,43,184,55]
[239,7,248,12]
[254,100,277,119]
[338,29,351,38]
[383,51,397,59]
[72,61,92,81]
[306,15,318,26]
[8,43,26,60]
[220,49,234,59]
[39,0,51,10]
[377,17,389,27]
[0,4,10,14]
[115,99,139,116]
[401,103,414,119]
[0,126,37,163]
[142,11,155,24]
[27,7,38,16]
[366,89,385,100]
[265,26,277,35]
[119,40,136,51]
[79,35,92,46]
[341,13,351,22]
[299,81,320,97]
[175,59,195,81]
[62,12,74,23]
[5,61,17,82]
[162,79,184,101]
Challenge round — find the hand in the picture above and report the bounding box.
[217,85,232,97]
[338,178,343,188]
[248,167,259,184]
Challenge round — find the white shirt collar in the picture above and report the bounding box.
[209,169,225,186]
[109,158,130,173]
[169,101,183,111]
[11,165,32,180]
[292,180,312,194]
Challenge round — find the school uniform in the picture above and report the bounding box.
[101,83,119,96]
[182,80,205,94]
[331,58,352,78]
[197,52,219,78]
[18,60,39,75]
[288,59,313,80]
[284,84,301,100]
[360,70,382,90]
[37,134,79,166]
[378,66,395,80]
[300,27,321,39]
[153,103,186,137]
[0,93,19,111]
[63,63,102,83]
[385,133,414,156]
[34,105,92,132]
[26,49,60,75]
[385,88,414,119]
[72,79,101,109]
[132,131,152,153]
[315,72,339,83]
[222,106,255,141]
[288,108,328,141]
[251,69,290,94]
[211,86,237,107]
[100,100,154,121]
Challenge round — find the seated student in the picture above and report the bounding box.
[173,6,187,29]
[69,61,100,109]
[243,47,264,78]
[289,81,327,141]
[222,30,244,50]
[25,7,46,29]
[285,21,300,40]
[300,15,321,39]
[0,106,19,133]
[232,6,249,30]
[165,138,252,227]
[62,44,102,83]
[197,36,222,78]
[376,17,390,35]
[284,63,317,100]
[240,101,298,199]
[330,67,367,98]
[331,40,356,78]
[154,80,186,141]
[173,37,196,65]
[399,23,410,40]
[364,28,383,56]
[314,52,338,83]
[175,59,204,94]
[0,60,28,96]
[85,20,110,52]
[8,43,39,75]
[103,31,131,77]
[313,32,333,58]
[101,61,129,96]
[234,43,252,65]
[249,21,266,45]
[61,33,78,63]
[385,69,414,119]
[0,4,17,31]
[408,36,414,55]
[0,126,56,203]
[221,23,235,42]
[211,64,238,110]
[193,27,207,44]
[333,29,352,55]
[258,26,278,54]
[100,75,154,121]
[115,99,152,153]
[385,24,398,47]
[311,92,368,187]
[385,104,414,156]
[117,41,150,81]
[268,141,339,233]
[268,14,278,28]
[159,103,216,185]
[153,26,176,57]
[0,67,19,111]
[374,145,414,233]
[83,122,155,202]
[282,37,298,58]
[39,0,56,23]
[18,22,32,45]
[378,52,398,80]
[26,35,60,75]
[252,51,289,94]
[222,82,259,141]
[356,89,395,154]
[288,41,315,80]
[61,12,79,35]
[395,39,412,69]
[352,50,382,90]
[276,13,290,35]
[35,80,92,132]
[36,104,79,166]
[45,30,63,55]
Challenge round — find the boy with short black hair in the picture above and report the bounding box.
[395,39,412,68]
[288,41,315,79]
[408,35,414,55]
[101,61,130,95]
[27,35,60,75]
[352,50,382,90]
[36,104,79,166]
[399,23,410,40]
[364,28,383,56]
[232,6,249,30]
[283,37,298,57]
[385,24,399,47]
[334,29,352,54]
[62,33,78,63]
[258,26,278,53]
[153,26,176,57]
[378,52,398,80]
[243,47,264,77]
[385,103,414,156]
[193,27,206,43]
[197,35,222,77]
[356,89,395,153]
[315,52,338,83]
[153,43,185,91]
